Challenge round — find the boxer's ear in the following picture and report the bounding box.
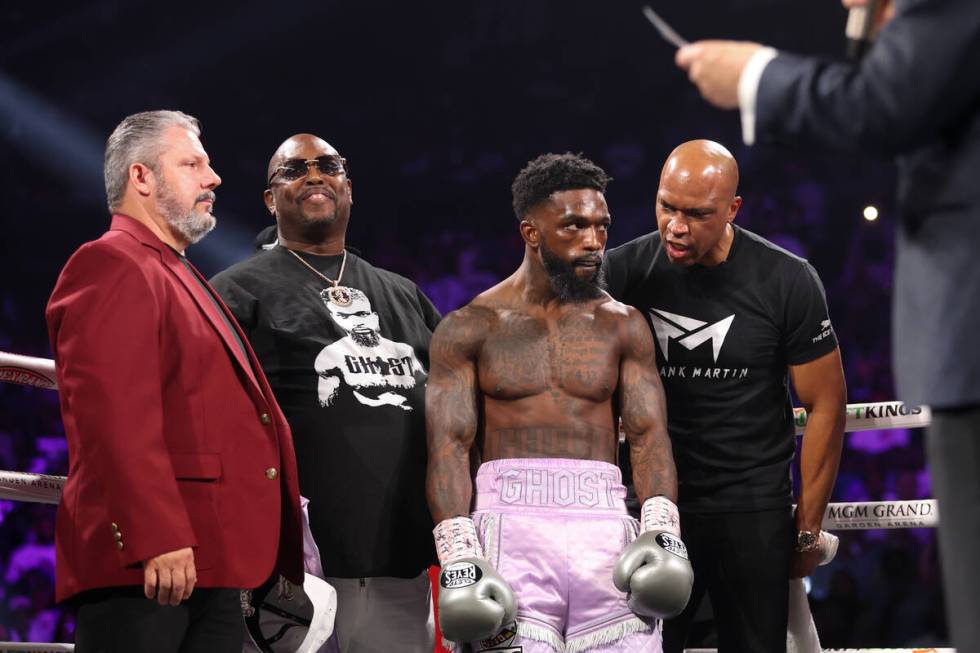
[520,219,539,248]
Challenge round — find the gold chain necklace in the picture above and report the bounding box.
[283,247,353,307]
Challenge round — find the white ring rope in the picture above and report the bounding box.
[0,351,57,390]
[794,401,931,434]
[821,499,938,530]
[685,649,954,653]
[0,469,943,533]
[0,641,955,651]
[0,471,64,505]
[0,644,954,652]
[1,352,934,434]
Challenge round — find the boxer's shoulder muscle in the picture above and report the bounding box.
[431,302,498,360]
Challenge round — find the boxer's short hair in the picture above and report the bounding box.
[511,152,611,221]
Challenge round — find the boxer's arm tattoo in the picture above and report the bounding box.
[619,308,677,503]
[426,308,485,522]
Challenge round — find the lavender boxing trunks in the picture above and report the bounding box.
[463,458,661,653]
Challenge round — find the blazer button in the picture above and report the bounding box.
[110,522,119,531]
[116,541,124,551]
[265,467,278,480]
[260,413,272,425]
[114,531,123,541]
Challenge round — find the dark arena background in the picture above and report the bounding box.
[0,1,945,650]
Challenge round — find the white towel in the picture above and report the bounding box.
[786,531,839,653]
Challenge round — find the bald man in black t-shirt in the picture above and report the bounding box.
[605,140,846,653]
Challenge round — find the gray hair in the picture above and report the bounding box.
[104,110,200,212]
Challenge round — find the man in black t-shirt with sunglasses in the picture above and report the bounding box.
[212,134,440,652]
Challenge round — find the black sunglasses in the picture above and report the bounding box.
[268,155,348,185]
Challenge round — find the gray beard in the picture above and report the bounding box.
[156,184,215,245]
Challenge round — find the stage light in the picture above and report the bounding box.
[863,205,879,221]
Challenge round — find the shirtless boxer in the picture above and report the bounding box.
[425,153,693,653]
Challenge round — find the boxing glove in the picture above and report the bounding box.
[614,530,693,619]
[434,517,517,643]
[438,557,517,642]
[613,496,693,619]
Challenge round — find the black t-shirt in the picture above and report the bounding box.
[605,226,838,512]
[211,246,440,578]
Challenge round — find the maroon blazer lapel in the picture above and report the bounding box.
[109,215,263,394]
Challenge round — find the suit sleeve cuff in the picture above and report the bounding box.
[738,47,779,145]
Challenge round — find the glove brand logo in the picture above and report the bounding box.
[480,624,517,649]
[440,561,483,589]
[648,309,734,363]
[655,532,689,560]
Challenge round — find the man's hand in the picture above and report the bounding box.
[790,548,823,579]
[144,547,196,606]
[675,41,763,109]
[842,0,896,34]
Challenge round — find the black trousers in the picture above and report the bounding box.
[73,586,244,653]
[927,405,980,653]
[663,507,793,653]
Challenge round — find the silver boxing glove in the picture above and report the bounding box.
[438,557,517,643]
[613,529,694,619]
[433,517,518,643]
[613,496,693,619]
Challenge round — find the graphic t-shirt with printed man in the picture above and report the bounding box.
[605,226,838,513]
[211,246,440,579]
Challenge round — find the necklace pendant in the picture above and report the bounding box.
[321,285,353,307]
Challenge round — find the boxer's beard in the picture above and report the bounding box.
[351,329,381,347]
[541,242,605,303]
[156,179,216,245]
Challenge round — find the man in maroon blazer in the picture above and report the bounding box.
[46,110,304,653]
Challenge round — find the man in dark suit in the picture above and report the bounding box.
[674,1,980,649]
[46,110,304,653]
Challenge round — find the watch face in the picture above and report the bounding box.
[797,531,818,551]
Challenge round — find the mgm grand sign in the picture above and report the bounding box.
[824,500,939,530]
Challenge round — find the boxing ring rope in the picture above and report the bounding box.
[0,351,948,652]
[685,650,954,653]
[0,351,57,390]
[0,469,941,530]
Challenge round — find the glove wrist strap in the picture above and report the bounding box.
[433,516,484,566]
[641,496,681,537]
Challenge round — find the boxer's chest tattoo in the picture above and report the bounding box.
[480,313,617,402]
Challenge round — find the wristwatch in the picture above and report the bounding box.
[796,529,820,553]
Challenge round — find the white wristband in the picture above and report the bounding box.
[433,517,484,566]
[641,496,681,538]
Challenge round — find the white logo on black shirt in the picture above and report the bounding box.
[812,319,833,344]
[315,288,426,411]
[648,309,735,363]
